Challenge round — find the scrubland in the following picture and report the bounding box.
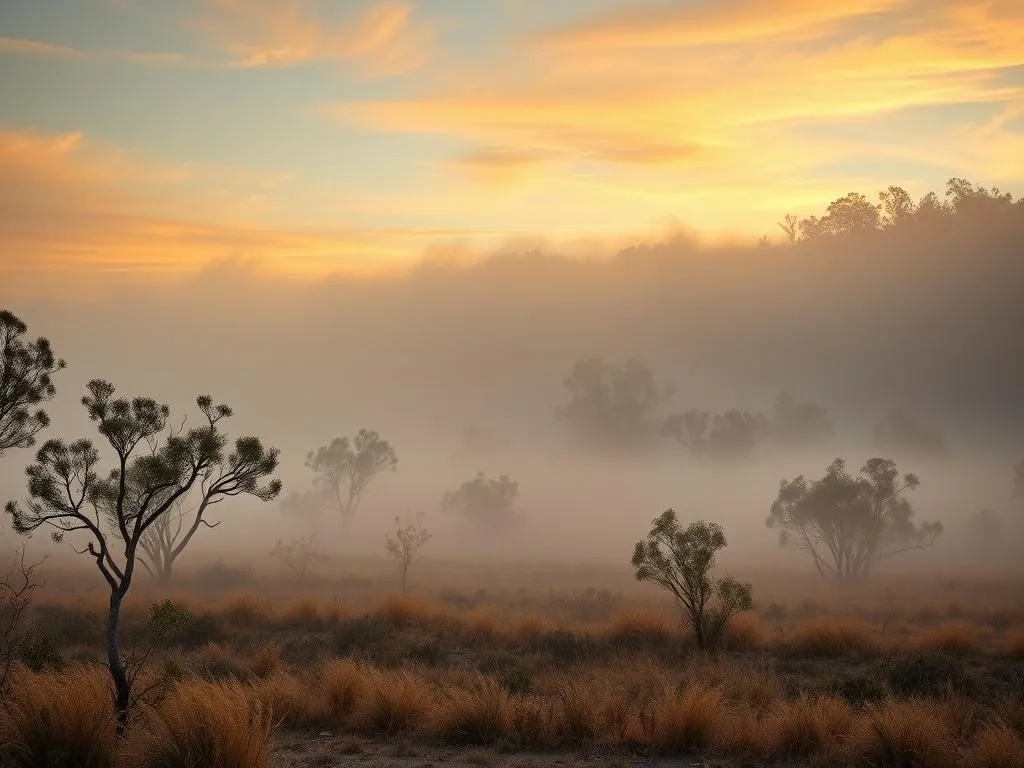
[2,558,1023,768]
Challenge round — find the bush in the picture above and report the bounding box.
[787,618,881,658]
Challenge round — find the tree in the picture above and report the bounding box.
[873,408,949,458]
[442,472,520,526]
[305,430,398,531]
[823,192,881,234]
[778,214,800,244]
[631,510,752,650]
[663,409,766,459]
[385,511,431,594]
[0,310,65,456]
[5,380,281,729]
[767,457,942,581]
[878,186,915,227]
[270,536,324,582]
[556,358,671,449]
[769,393,834,447]
[1,544,45,695]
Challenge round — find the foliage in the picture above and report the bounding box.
[4,380,281,729]
[385,511,431,594]
[0,309,65,456]
[631,510,752,650]
[269,536,325,582]
[556,358,672,450]
[873,408,949,458]
[767,457,943,581]
[769,393,834,447]
[662,409,766,459]
[0,545,45,694]
[305,429,398,530]
[441,472,520,526]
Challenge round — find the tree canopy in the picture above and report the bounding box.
[305,429,398,530]
[0,310,65,456]
[767,457,942,581]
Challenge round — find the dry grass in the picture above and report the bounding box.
[245,641,282,678]
[129,678,274,768]
[762,694,853,761]
[605,609,678,646]
[322,658,368,723]
[648,683,726,755]
[374,592,451,627]
[356,666,433,735]
[724,611,767,651]
[0,664,118,768]
[847,697,957,768]
[431,676,510,745]
[970,720,1024,768]
[254,671,329,729]
[910,621,984,655]
[1003,627,1024,659]
[786,617,882,657]
[219,591,274,627]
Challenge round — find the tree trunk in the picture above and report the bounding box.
[106,589,130,733]
[401,562,408,594]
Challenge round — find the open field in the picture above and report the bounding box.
[2,556,1024,767]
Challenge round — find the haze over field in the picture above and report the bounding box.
[1,1,1023,576]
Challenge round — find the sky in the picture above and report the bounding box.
[1,0,1023,293]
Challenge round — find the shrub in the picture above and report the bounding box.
[605,610,677,649]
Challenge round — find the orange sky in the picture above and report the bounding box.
[1,0,1022,296]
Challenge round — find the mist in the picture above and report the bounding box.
[3,183,1023,579]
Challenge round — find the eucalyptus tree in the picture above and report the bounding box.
[767,457,942,581]
[305,429,397,531]
[5,380,280,729]
[0,309,65,456]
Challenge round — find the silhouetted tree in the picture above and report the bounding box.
[769,393,833,447]
[0,310,65,456]
[663,409,766,459]
[873,408,949,458]
[306,430,398,531]
[823,192,881,234]
[767,458,942,581]
[632,510,752,650]
[442,472,519,527]
[556,358,671,449]
[1,545,44,696]
[385,511,431,594]
[878,186,915,227]
[778,214,799,244]
[5,381,280,729]
[270,536,324,583]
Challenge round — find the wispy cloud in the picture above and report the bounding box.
[194,0,435,75]
[0,36,80,57]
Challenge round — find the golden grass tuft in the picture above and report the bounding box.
[219,591,273,627]
[356,667,433,735]
[430,676,511,745]
[970,719,1024,768]
[322,658,368,723]
[724,611,767,651]
[245,642,281,678]
[254,671,328,729]
[553,682,600,746]
[129,678,273,768]
[605,610,677,646]
[786,617,881,657]
[847,697,956,768]
[648,683,726,755]
[762,694,853,761]
[0,664,118,768]
[909,621,983,655]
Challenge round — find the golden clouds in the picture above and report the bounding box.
[0,37,79,57]
[196,0,434,75]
